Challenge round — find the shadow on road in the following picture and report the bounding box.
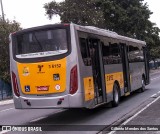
[27,88,153,126]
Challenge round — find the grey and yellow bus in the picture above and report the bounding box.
[10,23,150,109]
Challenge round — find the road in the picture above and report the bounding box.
[1,71,160,134]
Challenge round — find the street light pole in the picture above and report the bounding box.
[0,0,4,21]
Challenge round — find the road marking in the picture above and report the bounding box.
[151,94,156,98]
[151,76,160,81]
[108,95,160,134]
[0,130,9,134]
[30,116,48,122]
[0,100,13,106]
[0,108,14,113]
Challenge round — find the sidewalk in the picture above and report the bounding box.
[150,67,160,75]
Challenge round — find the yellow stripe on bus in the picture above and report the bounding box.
[84,72,124,101]
[83,77,95,101]
[105,72,124,93]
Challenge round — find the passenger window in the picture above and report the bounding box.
[79,38,88,59]
[128,46,144,62]
[102,42,121,64]
[79,38,91,66]
[139,48,144,62]
[102,42,110,65]
[110,43,121,64]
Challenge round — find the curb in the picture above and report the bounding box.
[150,68,160,75]
[0,99,13,106]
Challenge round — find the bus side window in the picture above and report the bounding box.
[129,46,136,62]
[79,38,91,66]
[139,48,144,62]
[102,42,110,65]
[102,41,121,65]
[128,46,143,62]
[110,43,121,64]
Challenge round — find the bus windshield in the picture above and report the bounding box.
[15,29,68,59]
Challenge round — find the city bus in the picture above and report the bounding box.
[9,23,150,109]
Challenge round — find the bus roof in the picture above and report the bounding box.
[73,23,146,46]
[12,23,146,46]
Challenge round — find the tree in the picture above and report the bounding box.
[101,0,152,37]
[0,18,21,83]
[100,0,160,60]
[44,0,105,28]
[44,0,160,59]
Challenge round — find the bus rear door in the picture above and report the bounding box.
[121,44,131,95]
[88,38,106,105]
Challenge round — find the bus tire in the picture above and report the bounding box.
[112,83,120,107]
[140,76,145,92]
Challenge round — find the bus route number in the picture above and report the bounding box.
[107,75,114,81]
[49,64,61,68]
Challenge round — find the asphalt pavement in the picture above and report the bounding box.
[108,94,160,134]
[106,69,160,134]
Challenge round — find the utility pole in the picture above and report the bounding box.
[0,0,4,21]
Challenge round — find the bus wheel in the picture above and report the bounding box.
[112,83,120,107]
[140,77,145,92]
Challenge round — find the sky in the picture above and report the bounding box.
[1,0,160,29]
[2,0,62,28]
[144,0,160,27]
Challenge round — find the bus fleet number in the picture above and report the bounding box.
[49,64,61,68]
[107,75,114,81]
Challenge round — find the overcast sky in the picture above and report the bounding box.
[144,0,160,27]
[2,0,160,29]
[2,0,62,28]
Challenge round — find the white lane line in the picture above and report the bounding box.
[0,130,9,134]
[122,95,160,125]
[151,94,157,98]
[30,116,48,122]
[151,76,160,81]
[0,100,13,106]
[108,95,160,134]
[0,108,14,113]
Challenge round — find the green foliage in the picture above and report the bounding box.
[44,0,105,28]
[0,19,21,83]
[44,0,160,59]
[101,0,152,37]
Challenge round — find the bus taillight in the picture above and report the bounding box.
[12,72,20,97]
[70,65,78,95]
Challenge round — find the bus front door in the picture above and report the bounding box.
[89,39,106,105]
[121,44,131,95]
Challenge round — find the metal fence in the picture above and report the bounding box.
[0,79,12,100]
[149,60,160,70]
